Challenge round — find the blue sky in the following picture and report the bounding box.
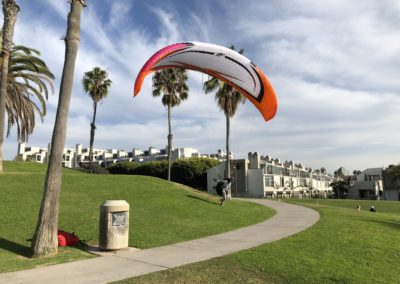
[3,0,400,173]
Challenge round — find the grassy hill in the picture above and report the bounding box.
[0,161,274,273]
[121,199,400,284]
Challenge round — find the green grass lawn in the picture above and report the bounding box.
[118,199,400,284]
[0,161,274,273]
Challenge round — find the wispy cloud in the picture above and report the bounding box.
[107,0,134,28]
[3,0,400,173]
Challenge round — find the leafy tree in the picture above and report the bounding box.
[82,67,112,167]
[304,179,315,198]
[32,0,85,258]
[284,178,299,198]
[330,180,348,199]
[385,164,400,201]
[0,0,19,173]
[152,68,189,181]
[203,46,245,179]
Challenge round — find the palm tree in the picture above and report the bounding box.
[330,180,348,199]
[0,0,19,173]
[203,46,245,179]
[32,0,85,258]
[82,67,112,167]
[152,68,189,181]
[3,42,54,143]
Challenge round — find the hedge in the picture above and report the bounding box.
[132,160,169,179]
[79,163,109,174]
[171,157,220,190]
[107,161,138,174]
[106,158,220,191]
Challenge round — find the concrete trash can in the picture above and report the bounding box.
[99,200,129,250]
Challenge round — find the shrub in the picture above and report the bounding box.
[79,163,109,174]
[171,157,220,190]
[107,161,137,174]
[132,160,168,179]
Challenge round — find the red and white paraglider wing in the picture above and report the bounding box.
[134,42,277,121]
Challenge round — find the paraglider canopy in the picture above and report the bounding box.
[134,41,277,121]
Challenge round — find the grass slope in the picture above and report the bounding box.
[119,199,400,284]
[0,161,274,273]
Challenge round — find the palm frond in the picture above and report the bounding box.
[152,68,189,108]
[1,39,54,141]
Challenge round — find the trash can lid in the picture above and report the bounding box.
[101,200,129,209]
[101,200,128,205]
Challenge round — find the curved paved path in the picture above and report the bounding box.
[0,199,319,284]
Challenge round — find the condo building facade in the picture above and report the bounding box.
[17,142,227,168]
[207,152,334,198]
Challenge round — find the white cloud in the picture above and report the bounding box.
[150,7,180,43]
[108,0,134,28]
[3,0,400,174]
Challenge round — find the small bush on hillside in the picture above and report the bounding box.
[79,163,109,174]
[171,157,220,190]
[107,161,137,174]
[132,160,168,179]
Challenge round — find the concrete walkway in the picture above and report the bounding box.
[0,199,319,284]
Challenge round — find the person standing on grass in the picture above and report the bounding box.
[214,177,233,206]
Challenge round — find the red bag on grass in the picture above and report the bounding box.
[57,230,79,247]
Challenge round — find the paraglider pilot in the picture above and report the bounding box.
[214,178,233,206]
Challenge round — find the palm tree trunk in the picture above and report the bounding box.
[0,0,19,173]
[225,107,231,179]
[31,0,83,258]
[167,103,172,181]
[89,101,97,168]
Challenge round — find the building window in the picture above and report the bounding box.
[36,155,41,161]
[300,171,309,178]
[264,176,274,187]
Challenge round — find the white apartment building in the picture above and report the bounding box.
[348,168,383,200]
[207,152,333,198]
[17,142,211,168]
[18,143,51,164]
[172,147,199,160]
[348,167,400,201]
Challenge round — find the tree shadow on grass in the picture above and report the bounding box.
[360,218,400,230]
[186,194,219,205]
[0,238,32,258]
